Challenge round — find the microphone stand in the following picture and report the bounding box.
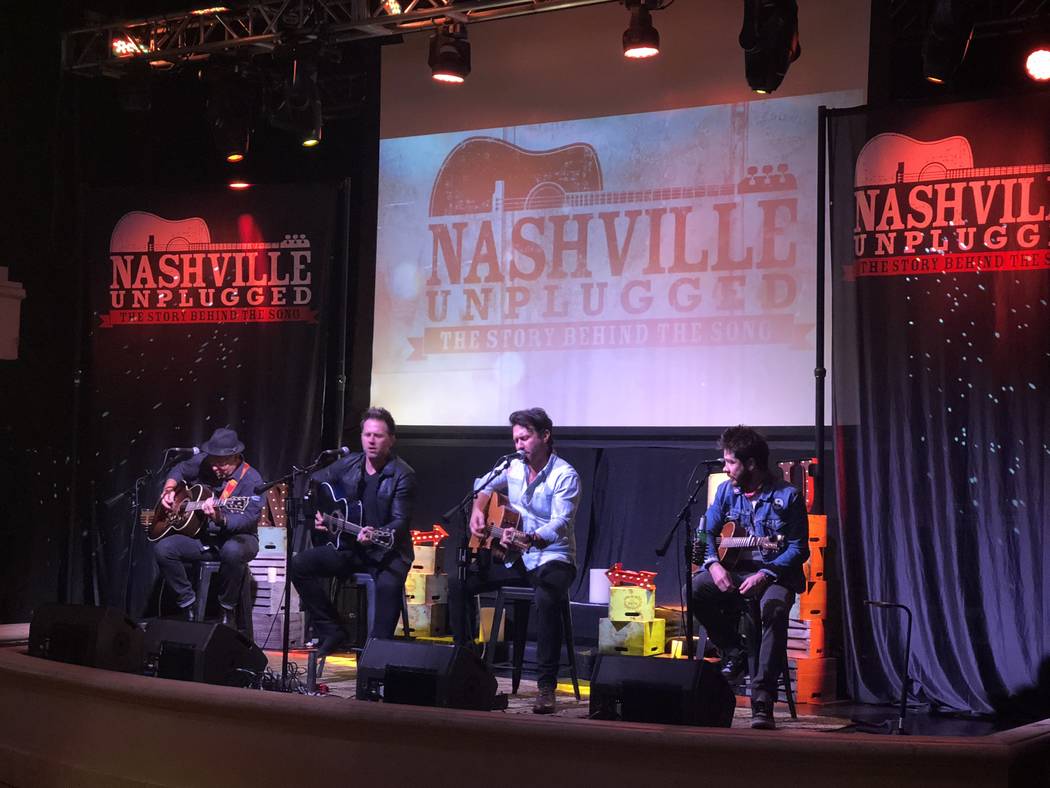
[104,450,184,618]
[256,451,341,691]
[655,465,710,659]
[441,456,513,661]
[854,600,914,735]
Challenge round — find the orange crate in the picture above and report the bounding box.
[799,580,827,620]
[795,657,837,703]
[807,514,828,548]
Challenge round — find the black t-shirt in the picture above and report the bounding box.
[361,470,382,529]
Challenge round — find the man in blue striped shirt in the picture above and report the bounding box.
[448,407,580,715]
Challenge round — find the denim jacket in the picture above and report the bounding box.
[700,476,809,593]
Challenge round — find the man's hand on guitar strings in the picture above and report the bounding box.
[469,508,488,538]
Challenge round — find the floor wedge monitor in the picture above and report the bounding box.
[355,638,498,711]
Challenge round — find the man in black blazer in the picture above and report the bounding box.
[290,407,416,656]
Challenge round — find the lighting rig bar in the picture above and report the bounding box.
[62,0,617,75]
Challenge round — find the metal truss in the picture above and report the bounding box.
[62,0,619,75]
[888,0,1050,44]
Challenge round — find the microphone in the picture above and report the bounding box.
[699,457,725,469]
[318,446,351,459]
[496,450,525,466]
[167,446,200,455]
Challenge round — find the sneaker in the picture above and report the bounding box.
[533,685,557,715]
[719,650,748,685]
[750,699,776,730]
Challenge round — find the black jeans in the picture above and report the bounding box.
[690,568,794,703]
[153,533,259,610]
[289,544,410,640]
[448,558,576,689]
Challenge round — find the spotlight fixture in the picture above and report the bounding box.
[269,55,323,147]
[429,25,470,83]
[739,0,801,94]
[206,74,253,164]
[227,179,252,190]
[922,0,974,85]
[1025,47,1050,81]
[623,0,660,59]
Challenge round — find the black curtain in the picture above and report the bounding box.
[85,184,339,617]
[829,98,1050,713]
[396,435,823,608]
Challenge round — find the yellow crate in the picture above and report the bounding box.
[404,572,448,604]
[608,586,656,622]
[598,617,666,656]
[410,545,445,575]
[398,603,448,637]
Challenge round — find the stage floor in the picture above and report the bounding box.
[268,647,1004,736]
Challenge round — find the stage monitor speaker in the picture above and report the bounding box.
[143,620,266,686]
[589,654,735,727]
[355,638,498,711]
[28,604,144,673]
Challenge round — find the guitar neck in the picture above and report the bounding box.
[718,536,778,549]
[183,496,247,513]
[322,513,364,535]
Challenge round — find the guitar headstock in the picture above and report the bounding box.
[223,498,252,513]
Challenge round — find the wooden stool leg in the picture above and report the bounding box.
[196,565,217,622]
[783,662,798,718]
[400,590,411,638]
[484,590,505,669]
[561,600,580,701]
[510,599,529,695]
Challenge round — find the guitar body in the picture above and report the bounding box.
[469,491,523,563]
[147,484,253,542]
[715,521,746,570]
[314,482,395,551]
[147,484,209,542]
[691,521,784,572]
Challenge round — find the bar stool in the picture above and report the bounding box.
[484,586,580,701]
[743,597,797,719]
[197,560,254,641]
[351,572,412,640]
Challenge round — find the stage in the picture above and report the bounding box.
[1,640,1048,788]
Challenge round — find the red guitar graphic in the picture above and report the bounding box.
[429,137,795,217]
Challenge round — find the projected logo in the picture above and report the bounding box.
[412,136,810,359]
[102,211,317,327]
[852,133,1050,278]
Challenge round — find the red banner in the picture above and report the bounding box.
[99,306,318,328]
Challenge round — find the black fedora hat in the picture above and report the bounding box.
[200,427,245,457]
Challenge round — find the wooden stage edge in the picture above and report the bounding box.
[0,647,1047,788]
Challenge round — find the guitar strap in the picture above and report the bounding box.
[217,463,250,502]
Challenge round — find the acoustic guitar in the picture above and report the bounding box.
[469,491,530,563]
[691,521,784,571]
[146,483,253,542]
[314,481,395,550]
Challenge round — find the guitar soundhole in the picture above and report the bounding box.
[525,182,567,211]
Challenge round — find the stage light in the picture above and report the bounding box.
[228,179,251,190]
[922,0,974,84]
[268,55,324,147]
[1025,48,1050,81]
[206,67,254,164]
[739,0,801,94]
[623,1,660,59]
[429,25,470,84]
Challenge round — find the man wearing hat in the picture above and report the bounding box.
[154,427,263,624]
